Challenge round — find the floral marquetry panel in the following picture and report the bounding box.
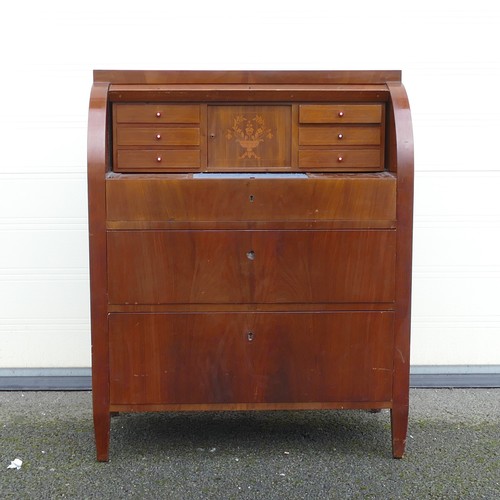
[208,106,291,170]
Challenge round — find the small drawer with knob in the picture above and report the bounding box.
[115,104,201,124]
[116,150,201,171]
[299,126,381,146]
[299,104,382,124]
[116,127,200,146]
[298,149,382,170]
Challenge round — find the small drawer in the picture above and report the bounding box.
[299,126,381,146]
[116,150,201,171]
[299,104,382,124]
[116,127,200,146]
[299,149,382,170]
[115,104,200,124]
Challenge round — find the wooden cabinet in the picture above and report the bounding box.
[88,70,414,461]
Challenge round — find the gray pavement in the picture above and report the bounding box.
[1,389,499,499]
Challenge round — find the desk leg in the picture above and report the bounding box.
[94,410,110,462]
[391,404,409,458]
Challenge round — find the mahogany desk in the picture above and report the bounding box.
[87,70,414,461]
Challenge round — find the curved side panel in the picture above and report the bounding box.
[87,82,110,462]
[387,81,414,458]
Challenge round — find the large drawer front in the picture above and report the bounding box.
[109,312,394,405]
[106,175,396,224]
[107,230,396,304]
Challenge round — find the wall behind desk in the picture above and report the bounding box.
[0,1,498,372]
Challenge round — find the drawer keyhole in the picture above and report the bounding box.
[247,331,254,342]
[246,250,255,260]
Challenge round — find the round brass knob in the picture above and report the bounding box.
[337,156,343,162]
[338,111,344,117]
[157,157,162,162]
[338,133,343,140]
[156,112,161,118]
[156,134,161,140]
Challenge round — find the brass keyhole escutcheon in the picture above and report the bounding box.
[247,331,254,341]
[246,250,255,260]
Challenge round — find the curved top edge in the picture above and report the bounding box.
[93,70,402,85]
[386,81,414,178]
[87,82,110,174]
[387,81,414,149]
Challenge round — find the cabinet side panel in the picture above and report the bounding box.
[87,82,111,461]
[387,81,414,458]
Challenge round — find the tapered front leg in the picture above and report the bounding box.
[94,410,111,462]
[391,404,409,458]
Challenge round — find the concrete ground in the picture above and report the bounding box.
[0,389,499,499]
